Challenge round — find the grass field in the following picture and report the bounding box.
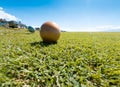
[0,27,120,87]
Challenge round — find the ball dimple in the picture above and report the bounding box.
[40,21,61,42]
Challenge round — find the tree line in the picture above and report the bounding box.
[0,19,27,28]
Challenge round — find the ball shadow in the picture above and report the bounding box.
[30,41,57,47]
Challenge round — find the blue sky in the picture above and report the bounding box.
[0,0,120,31]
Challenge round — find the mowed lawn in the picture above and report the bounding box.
[0,27,120,87]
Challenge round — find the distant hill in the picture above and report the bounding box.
[61,30,67,32]
[104,29,120,32]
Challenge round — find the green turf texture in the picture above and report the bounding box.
[0,27,120,87]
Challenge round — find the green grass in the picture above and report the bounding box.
[0,27,120,87]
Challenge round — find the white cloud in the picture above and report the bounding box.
[0,7,19,21]
[0,7,3,10]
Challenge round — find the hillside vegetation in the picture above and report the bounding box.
[0,27,120,87]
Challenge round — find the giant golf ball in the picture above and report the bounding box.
[40,21,61,42]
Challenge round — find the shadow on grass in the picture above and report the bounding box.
[30,41,57,47]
